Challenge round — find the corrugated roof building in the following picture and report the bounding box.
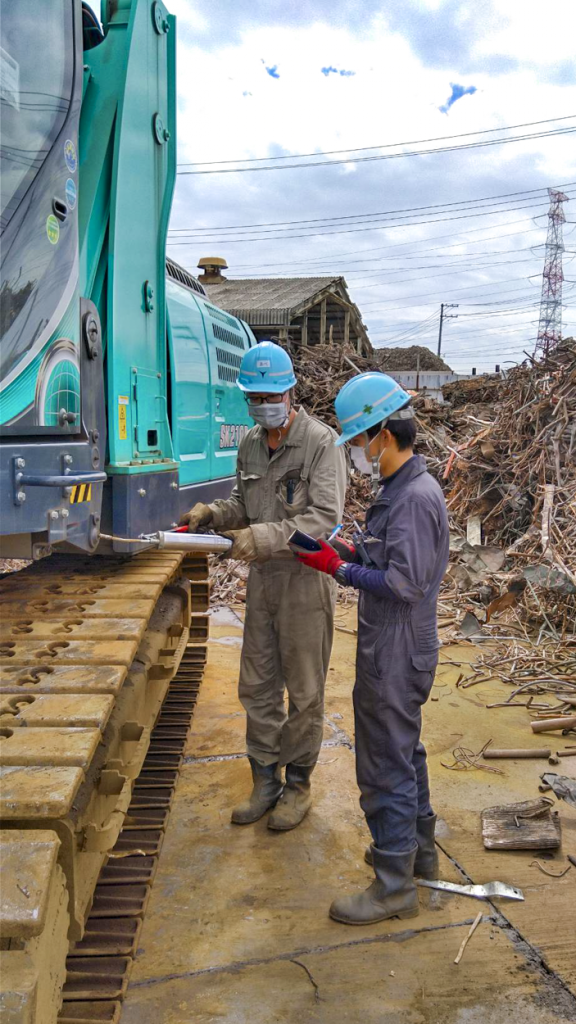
[197,258,372,356]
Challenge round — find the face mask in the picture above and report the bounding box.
[248,401,289,429]
[350,445,373,475]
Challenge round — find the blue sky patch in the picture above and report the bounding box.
[321,65,356,77]
[439,82,477,113]
[265,64,280,78]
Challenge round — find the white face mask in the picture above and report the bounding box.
[248,399,289,429]
[350,445,373,475]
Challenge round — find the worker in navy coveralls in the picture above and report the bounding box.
[297,372,449,925]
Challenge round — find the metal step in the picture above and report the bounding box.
[58,1001,121,1022]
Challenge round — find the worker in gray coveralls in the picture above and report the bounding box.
[182,341,347,831]
[298,371,449,925]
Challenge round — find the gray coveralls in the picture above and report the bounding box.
[353,455,449,852]
[209,408,347,768]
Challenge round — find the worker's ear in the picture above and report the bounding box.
[379,428,394,450]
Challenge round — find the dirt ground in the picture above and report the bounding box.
[121,606,576,1024]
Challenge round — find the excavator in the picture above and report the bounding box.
[0,1,253,1019]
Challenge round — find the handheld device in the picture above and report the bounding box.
[288,529,323,554]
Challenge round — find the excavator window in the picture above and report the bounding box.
[0,0,73,231]
[82,2,105,51]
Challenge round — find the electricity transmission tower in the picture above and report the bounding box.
[536,188,569,358]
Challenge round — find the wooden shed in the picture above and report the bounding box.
[199,259,372,356]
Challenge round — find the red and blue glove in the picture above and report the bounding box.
[296,539,344,576]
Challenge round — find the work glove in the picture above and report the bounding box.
[180,502,213,533]
[330,537,357,563]
[296,539,344,577]
[223,528,258,563]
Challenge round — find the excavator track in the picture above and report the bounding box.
[0,551,210,1024]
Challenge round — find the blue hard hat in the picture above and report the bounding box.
[237,341,297,393]
[334,372,411,446]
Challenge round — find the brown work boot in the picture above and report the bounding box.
[267,763,312,831]
[330,846,419,925]
[364,815,439,879]
[231,757,283,825]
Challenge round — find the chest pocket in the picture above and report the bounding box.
[240,471,264,520]
[276,470,309,518]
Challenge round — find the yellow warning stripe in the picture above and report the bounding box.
[69,484,92,504]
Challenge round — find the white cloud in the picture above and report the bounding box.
[473,0,576,64]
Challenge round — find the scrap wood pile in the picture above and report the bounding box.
[442,373,507,408]
[373,345,451,373]
[437,340,576,637]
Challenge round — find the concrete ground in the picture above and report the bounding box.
[122,606,576,1024]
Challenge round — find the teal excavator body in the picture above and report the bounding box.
[0,0,253,557]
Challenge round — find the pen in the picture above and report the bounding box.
[328,523,342,542]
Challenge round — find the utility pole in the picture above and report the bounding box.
[536,188,569,359]
[437,303,458,358]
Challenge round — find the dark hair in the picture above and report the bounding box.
[366,403,417,452]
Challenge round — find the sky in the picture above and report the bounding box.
[166,0,576,372]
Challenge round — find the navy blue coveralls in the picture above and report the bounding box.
[343,455,450,853]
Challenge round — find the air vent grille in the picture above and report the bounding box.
[166,258,207,296]
[216,347,243,384]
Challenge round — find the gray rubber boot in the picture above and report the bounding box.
[231,757,283,825]
[267,763,313,831]
[330,846,419,925]
[364,815,439,879]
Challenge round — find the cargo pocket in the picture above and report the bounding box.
[411,653,439,674]
[408,652,438,707]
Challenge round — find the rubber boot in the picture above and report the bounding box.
[413,814,439,879]
[267,763,312,831]
[330,846,419,925]
[364,815,439,879]
[230,757,283,825]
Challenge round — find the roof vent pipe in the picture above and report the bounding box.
[197,257,228,284]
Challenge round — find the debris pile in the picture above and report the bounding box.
[291,344,378,428]
[442,374,505,408]
[439,340,576,634]
[375,345,451,372]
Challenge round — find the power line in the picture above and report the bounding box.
[169,182,576,233]
[357,284,544,313]
[176,114,576,169]
[167,195,571,246]
[370,314,539,341]
[379,312,441,347]
[228,255,537,284]
[227,221,547,270]
[177,126,576,175]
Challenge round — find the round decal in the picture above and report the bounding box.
[65,177,77,210]
[35,340,81,428]
[46,214,60,245]
[64,139,77,173]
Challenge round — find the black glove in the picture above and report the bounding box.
[331,538,360,564]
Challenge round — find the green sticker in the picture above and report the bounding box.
[46,214,60,245]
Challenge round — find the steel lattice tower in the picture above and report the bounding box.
[536,188,569,357]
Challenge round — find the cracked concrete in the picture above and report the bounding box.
[121,608,576,1023]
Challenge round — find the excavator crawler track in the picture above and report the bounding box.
[0,551,210,1024]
